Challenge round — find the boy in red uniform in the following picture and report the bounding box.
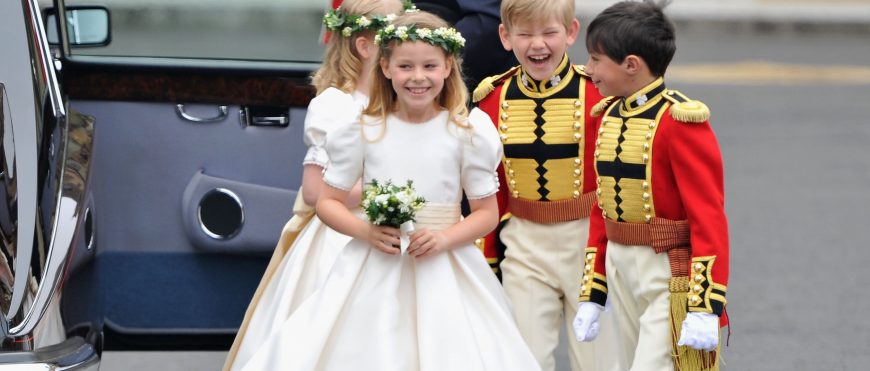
[572,2,729,370]
[473,0,606,370]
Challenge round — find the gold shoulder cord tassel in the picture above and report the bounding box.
[669,276,720,371]
[590,96,616,117]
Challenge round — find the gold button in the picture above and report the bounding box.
[598,202,604,208]
[573,122,582,130]
[690,296,701,305]
[500,124,508,131]
[586,254,594,261]
[509,169,515,176]
[501,113,509,120]
[574,111,582,118]
[646,132,652,139]
[645,215,651,222]
[571,133,580,141]
[500,134,508,142]
[649,120,656,128]
[596,139,601,146]
[596,178,602,185]
[599,128,605,135]
[501,101,509,109]
[573,190,580,198]
[596,189,602,196]
[642,192,649,200]
[582,276,590,283]
[643,204,651,211]
[642,154,649,163]
[594,150,600,157]
[694,263,704,272]
[574,158,582,166]
[574,100,582,107]
[643,143,650,151]
[505,159,512,166]
[602,210,607,218]
[694,285,703,293]
[510,180,516,186]
[695,274,704,283]
[574,169,581,176]
[580,285,587,292]
[574,179,581,186]
[584,265,592,273]
[642,181,649,190]
[512,190,519,198]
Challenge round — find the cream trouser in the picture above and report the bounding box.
[602,241,675,371]
[500,216,611,371]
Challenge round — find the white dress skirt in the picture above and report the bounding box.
[236,109,541,371]
[224,88,368,370]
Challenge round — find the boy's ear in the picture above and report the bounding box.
[623,55,645,75]
[498,24,513,51]
[565,18,581,46]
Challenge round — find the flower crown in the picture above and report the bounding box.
[375,24,466,55]
[323,0,417,38]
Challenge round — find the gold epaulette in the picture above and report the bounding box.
[573,64,590,77]
[663,89,710,123]
[591,96,617,117]
[472,66,520,103]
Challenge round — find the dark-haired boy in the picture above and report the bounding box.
[572,2,729,370]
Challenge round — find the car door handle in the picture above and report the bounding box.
[239,106,291,127]
[175,104,228,123]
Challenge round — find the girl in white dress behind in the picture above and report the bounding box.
[222,1,405,369]
[237,10,542,371]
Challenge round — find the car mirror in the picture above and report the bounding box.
[46,6,110,47]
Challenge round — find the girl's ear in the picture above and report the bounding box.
[355,35,374,60]
[443,57,452,79]
[380,57,391,79]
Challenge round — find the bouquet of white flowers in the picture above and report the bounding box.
[361,179,426,253]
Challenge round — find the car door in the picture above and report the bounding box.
[50,0,325,351]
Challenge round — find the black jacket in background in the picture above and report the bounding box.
[414,0,518,93]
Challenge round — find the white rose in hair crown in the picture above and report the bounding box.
[361,179,427,254]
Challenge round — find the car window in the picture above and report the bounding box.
[63,0,326,62]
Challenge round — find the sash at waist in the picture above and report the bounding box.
[414,203,461,231]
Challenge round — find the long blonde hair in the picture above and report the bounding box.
[311,0,404,94]
[363,11,469,128]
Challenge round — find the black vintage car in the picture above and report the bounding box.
[1,0,324,368]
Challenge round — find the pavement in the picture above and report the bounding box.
[576,0,870,33]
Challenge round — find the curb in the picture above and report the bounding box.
[575,1,870,34]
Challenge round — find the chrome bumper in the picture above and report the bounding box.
[0,337,99,370]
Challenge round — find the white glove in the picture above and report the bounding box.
[677,312,719,351]
[572,302,604,342]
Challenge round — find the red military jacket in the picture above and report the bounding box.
[580,78,729,320]
[472,55,604,276]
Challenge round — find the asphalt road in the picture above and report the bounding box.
[101,26,870,371]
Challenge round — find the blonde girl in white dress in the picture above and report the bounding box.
[222,1,406,369]
[237,11,541,371]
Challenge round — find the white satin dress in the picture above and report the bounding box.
[237,109,541,371]
[226,88,367,370]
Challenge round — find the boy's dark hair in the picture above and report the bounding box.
[586,1,675,77]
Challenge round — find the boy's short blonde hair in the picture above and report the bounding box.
[501,0,576,32]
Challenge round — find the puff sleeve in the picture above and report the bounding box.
[321,109,365,192]
[460,108,503,199]
[302,88,358,168]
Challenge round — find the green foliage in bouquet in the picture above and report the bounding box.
[361,179,427,228]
